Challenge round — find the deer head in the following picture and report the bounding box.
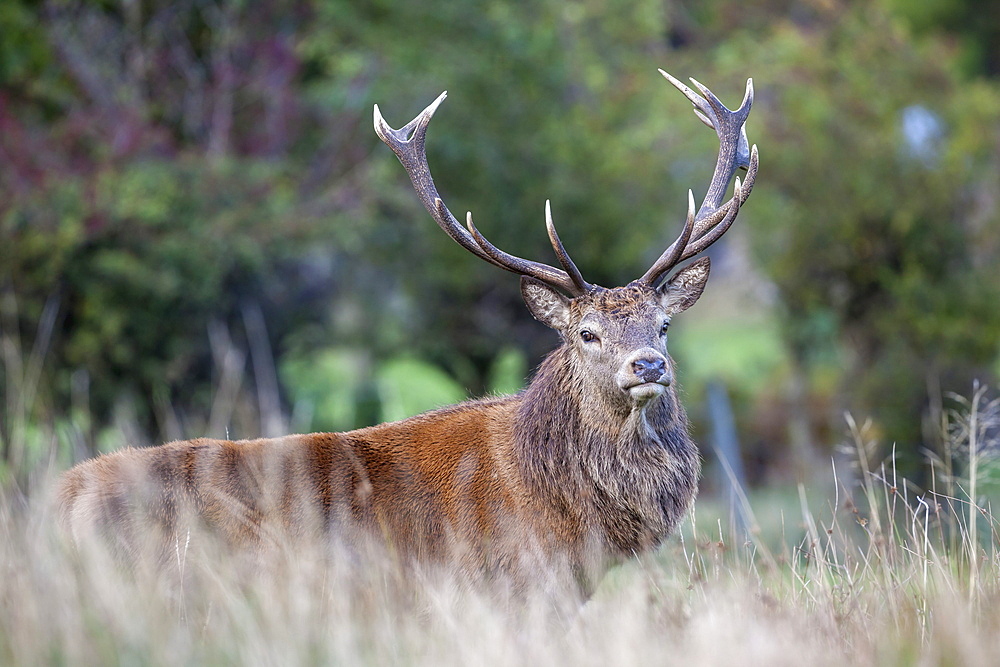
[374,71,757,412]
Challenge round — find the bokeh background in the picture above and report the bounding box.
[1,0,998,502]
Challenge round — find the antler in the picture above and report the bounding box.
[638,70,759,288]
[374,93,592,297]
[375,73,756,297]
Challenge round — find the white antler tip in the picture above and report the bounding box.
[420,91,449,121]
[658,69,682,86]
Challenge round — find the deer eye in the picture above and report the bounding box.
[660,322,670,335]
[580,330,598,343]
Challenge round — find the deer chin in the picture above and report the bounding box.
[625,381,668,403]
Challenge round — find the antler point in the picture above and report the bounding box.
[373,103,388,135]
[658,69,683,88]
[423,91,448,119]
[465,211,479,237]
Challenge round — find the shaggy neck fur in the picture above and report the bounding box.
[513,344,701,559]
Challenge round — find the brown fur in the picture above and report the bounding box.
[55,271,707,602]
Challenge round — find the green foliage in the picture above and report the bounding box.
[486,347,529,396]
[3,157,340,431]
[281,345,526,433]
[281,347,371,433]
[886,0,1000,77]
[673,317,787,393]
[0,1,63,102]
[700,4,1000,458]
[1,0,998,478]
[375,356,467,423]
[282,347,489,431]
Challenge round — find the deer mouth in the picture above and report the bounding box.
[624,380,670,402]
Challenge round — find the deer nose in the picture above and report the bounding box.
[632,357,666,384]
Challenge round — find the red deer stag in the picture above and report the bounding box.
[56,71,757,601]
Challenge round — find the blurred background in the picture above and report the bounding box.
[1,0,998,502]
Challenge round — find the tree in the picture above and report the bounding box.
[705,3,1000,467]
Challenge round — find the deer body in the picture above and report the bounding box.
[58,286,700,596]
[56,71,757,599]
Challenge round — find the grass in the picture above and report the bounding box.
[0,493,858,666]
[3,294,1000,665]
[2,387,1000,666]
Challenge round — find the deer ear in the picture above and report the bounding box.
[657,257,711,315]
[520,276,571,330]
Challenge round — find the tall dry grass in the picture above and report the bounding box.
[0,487,858,667]
[3,303,1000,664]
[1,386,998,666]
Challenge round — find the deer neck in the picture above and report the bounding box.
[513,346,701,555]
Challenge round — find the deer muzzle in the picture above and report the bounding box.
[618,349,672,402]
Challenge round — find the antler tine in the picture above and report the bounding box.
[690,78,752,223]
[545,201,592,294]
[679,141,758,235]
[640,73,757,288]
[639,146,757,286]
[678,176,743,263]
[658,70,712,126]
[374,93,502,269]
[638,190,696,285]
[465,211,583,295]
[375,94,588,297]
[689,76,753,129]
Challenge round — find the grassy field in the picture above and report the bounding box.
[2,388,999,666]
[2,305,998,665]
